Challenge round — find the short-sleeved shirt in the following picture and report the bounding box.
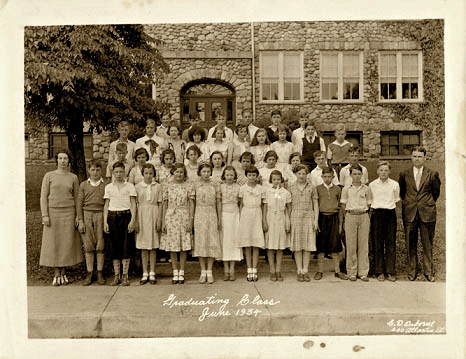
[339,163,369,187]
[104,181,137,211]
[340,184,371,211]
[316,183,341,214]
[239,184,266,208]
[369,178,400,209]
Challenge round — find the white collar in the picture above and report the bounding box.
[88,178,104,186]
[413,166,424,173]
[332,139,350,146]
[322,182,333,190]
[140,180,156,188]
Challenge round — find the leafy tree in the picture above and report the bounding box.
[24,25,169,181]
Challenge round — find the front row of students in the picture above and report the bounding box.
[77,155,399,286]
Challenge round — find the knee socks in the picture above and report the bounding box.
[85,252,94,272]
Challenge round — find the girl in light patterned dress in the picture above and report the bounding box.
[192,162,222,284]
[128,148,149,185]
[158,149,175,184]
[239,165,267,282]
[231,124,250,173]
[166,123,186,164]
[210,151,225,185]
[249,128,271,169]
[184,145,201,183]
[265,170,291,282]
[288,164,319,283]
[236,151,254,186]
[271,124,295,172]
[161,163,194,285]
[135,163,162,285]
[220,166,242,281]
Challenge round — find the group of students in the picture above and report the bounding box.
[70,107,410,287]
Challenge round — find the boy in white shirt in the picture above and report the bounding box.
[135,118,165,167]
[339,146,368,187]
[207,108,233,143]
[369,161,400,282]
[308,150,339,187]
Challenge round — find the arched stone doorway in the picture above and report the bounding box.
[180,79,236,130]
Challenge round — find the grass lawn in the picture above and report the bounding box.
[25,159,446,285]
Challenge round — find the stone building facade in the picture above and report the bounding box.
[25,20,444,164]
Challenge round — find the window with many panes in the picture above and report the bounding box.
[379,52,422,101]
[260,52,304,102]
[49,133,94,160]
[321,52,363,102]
[380,131,421,156]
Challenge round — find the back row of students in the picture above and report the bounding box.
[77,142,399,286]
[106,108,355,177]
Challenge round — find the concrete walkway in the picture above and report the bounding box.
[28,260,446,338]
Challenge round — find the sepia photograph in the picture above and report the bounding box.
[1,0,465,358]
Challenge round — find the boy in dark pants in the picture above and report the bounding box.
[369,161,400,282]
[314,167,347,280]
[103,162,137,286]
[77,160,106,285]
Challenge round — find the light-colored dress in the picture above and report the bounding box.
[186,142,209,162]
[128,164,145,185]
[192,180,222,258]
[135,181,162,249]
[158,165,172,184]
[231,139,249,172]
[271,141,295,172]
[288,181,318,251]
[220,183,242,261]
[259,166,277,190]
[167,140,186,164]
[265,187,291,250]
[161,181,193,252]
[250,145,270,169]
[206,140,230,161]
[211,167,224,185]
[238,184,266,248]
[40,171,83,267]
[184,161,199,183]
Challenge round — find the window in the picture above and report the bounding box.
[260,52,304,102]
[25,134,29,159]
[380,131,421,156]
[49,133,93,160]
[321,52,363,101]
[379,52,422,101]
[140,82,155,100]
[322,131,363,149]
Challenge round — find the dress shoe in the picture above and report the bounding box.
[387,274,396,282]
[377,274,385,282]
[110,275,121,286]
[229,272,236,281]
[96,271,105,285]
[297,273,304,282]
[314,272,323,280]
[270,273,277,281]
[82,272,93,286]
[121,274,130,286]
[349,275,357,281]
[303,273,311,282]
[223,273,230,281]
[408,274,417,281]
[335,272,348,280]
[360,275,369,282]
[276,272,283,281]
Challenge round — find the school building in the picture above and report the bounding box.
[25,20,444,165]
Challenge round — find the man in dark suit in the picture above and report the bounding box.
[398,146,441,282]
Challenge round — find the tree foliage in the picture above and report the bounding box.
[24,25,169,181]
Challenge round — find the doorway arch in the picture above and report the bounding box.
[180,79,236,130]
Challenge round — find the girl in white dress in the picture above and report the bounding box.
[128,148,149,185]
[264,170,291,282]
[249,128,271,169]
[231,124,250,172]
[238,165,267,282]
[220,166,242,281]
[186,125,208,162]
[271,124,295,172]
[206,126,232,165]
[135,164,162,285]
